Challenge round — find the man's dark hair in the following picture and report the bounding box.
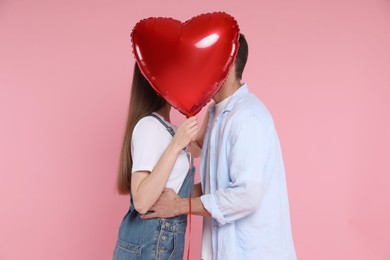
[235,33,248,80]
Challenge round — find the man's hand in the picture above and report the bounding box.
[140,188,183,219]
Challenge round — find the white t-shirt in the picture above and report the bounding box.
[131,113,190,193]
[201,96,232,260]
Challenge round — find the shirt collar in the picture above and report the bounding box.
[208,83,249,117]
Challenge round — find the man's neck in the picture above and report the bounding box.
[213,80,241,103]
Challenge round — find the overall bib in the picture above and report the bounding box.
[114,114,195,260]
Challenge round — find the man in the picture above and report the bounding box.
[142,34,297,260]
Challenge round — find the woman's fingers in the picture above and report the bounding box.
[172,117,199,149]
[186,119,198,138]
[180,117,198,135]
[186,117,198,130]
[185,117,197,128]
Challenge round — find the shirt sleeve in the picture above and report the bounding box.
[131,117,168,173]
[200,116,274,225]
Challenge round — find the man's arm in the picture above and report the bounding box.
[192,182,203,197]
[140,187,211,219]
[199,116,271,225]
[141,117,270,222]
[189,111,209,158]
[143,118,271,224]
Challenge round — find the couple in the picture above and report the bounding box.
[113,34,297,260]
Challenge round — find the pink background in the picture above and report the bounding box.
[1,0,390,259]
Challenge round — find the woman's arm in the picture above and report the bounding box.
[131,117,198,214]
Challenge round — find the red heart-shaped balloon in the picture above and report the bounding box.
[131,12,240,116]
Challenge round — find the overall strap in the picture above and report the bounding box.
[148,113,175,137]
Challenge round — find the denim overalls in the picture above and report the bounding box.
[114,114,195,260]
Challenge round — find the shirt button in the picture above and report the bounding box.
[159,249,164,254]
[161,235,167,241]
[165,222,171,227]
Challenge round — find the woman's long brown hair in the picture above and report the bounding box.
[117,63,167,194]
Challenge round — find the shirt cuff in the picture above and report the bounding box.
[200,194,226,226]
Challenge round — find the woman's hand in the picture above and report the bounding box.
[170,117,198,153]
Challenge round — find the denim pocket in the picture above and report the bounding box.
[167,232,177,260]
[113,239,142,260]
[169,232,185,260]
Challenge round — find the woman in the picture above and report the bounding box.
[114,63,199,260]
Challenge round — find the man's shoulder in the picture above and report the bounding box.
[226,91,275,132]
[232,91,271,117]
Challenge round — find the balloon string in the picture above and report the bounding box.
[186,142,192,260]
